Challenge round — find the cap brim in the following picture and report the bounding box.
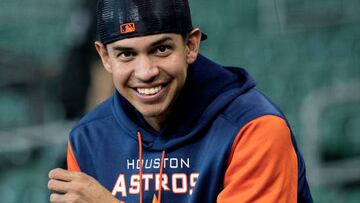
[201,32,208,41]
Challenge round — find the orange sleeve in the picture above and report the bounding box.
[217,115,298,203]
[67,141,81,172]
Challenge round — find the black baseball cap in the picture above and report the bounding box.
[97,0,207,45]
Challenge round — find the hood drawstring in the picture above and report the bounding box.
[137,131,143,203]
[158,150,165,203]
[137,131,165,203]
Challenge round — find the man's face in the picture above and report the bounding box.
[96,32,200,125]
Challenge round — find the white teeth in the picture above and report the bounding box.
[137,86,162,95]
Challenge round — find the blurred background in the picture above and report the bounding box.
[0,0,359,202]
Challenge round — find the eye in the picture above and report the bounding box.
[158,46,168,52]
[117,51,135,61]
[154,45,172,56]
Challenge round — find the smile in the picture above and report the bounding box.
[136,85,162,96]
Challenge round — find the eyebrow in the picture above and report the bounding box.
[149,36,173,47]
[111,36,174,52]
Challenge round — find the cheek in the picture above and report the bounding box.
[174,63,188,86]
[164,55,188,79]
[110,65,132,88]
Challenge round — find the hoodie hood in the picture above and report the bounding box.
[112,54,256,151]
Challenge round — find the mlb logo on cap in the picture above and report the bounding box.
[120,23,136,34]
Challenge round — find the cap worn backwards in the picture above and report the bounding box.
[97,0,207,45]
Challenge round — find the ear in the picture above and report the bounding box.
[95,41,113,73]
[185,28,202,64]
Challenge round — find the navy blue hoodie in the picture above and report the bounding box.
[68,55,313,202]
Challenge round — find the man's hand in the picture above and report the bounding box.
[48,168,121,203]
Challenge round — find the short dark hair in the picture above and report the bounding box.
[180,32,190,43]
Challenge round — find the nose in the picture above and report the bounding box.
[134,55,159,82]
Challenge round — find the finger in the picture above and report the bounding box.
[48,179,71,194]
[49,192,64,203]
[50,192,82,203]
[49,168,73,182]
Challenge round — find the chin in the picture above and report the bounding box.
[138,106,168,118]
[140,110,164,118]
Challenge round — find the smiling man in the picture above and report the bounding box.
[48,0,313,202]
[96,32,198,131]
